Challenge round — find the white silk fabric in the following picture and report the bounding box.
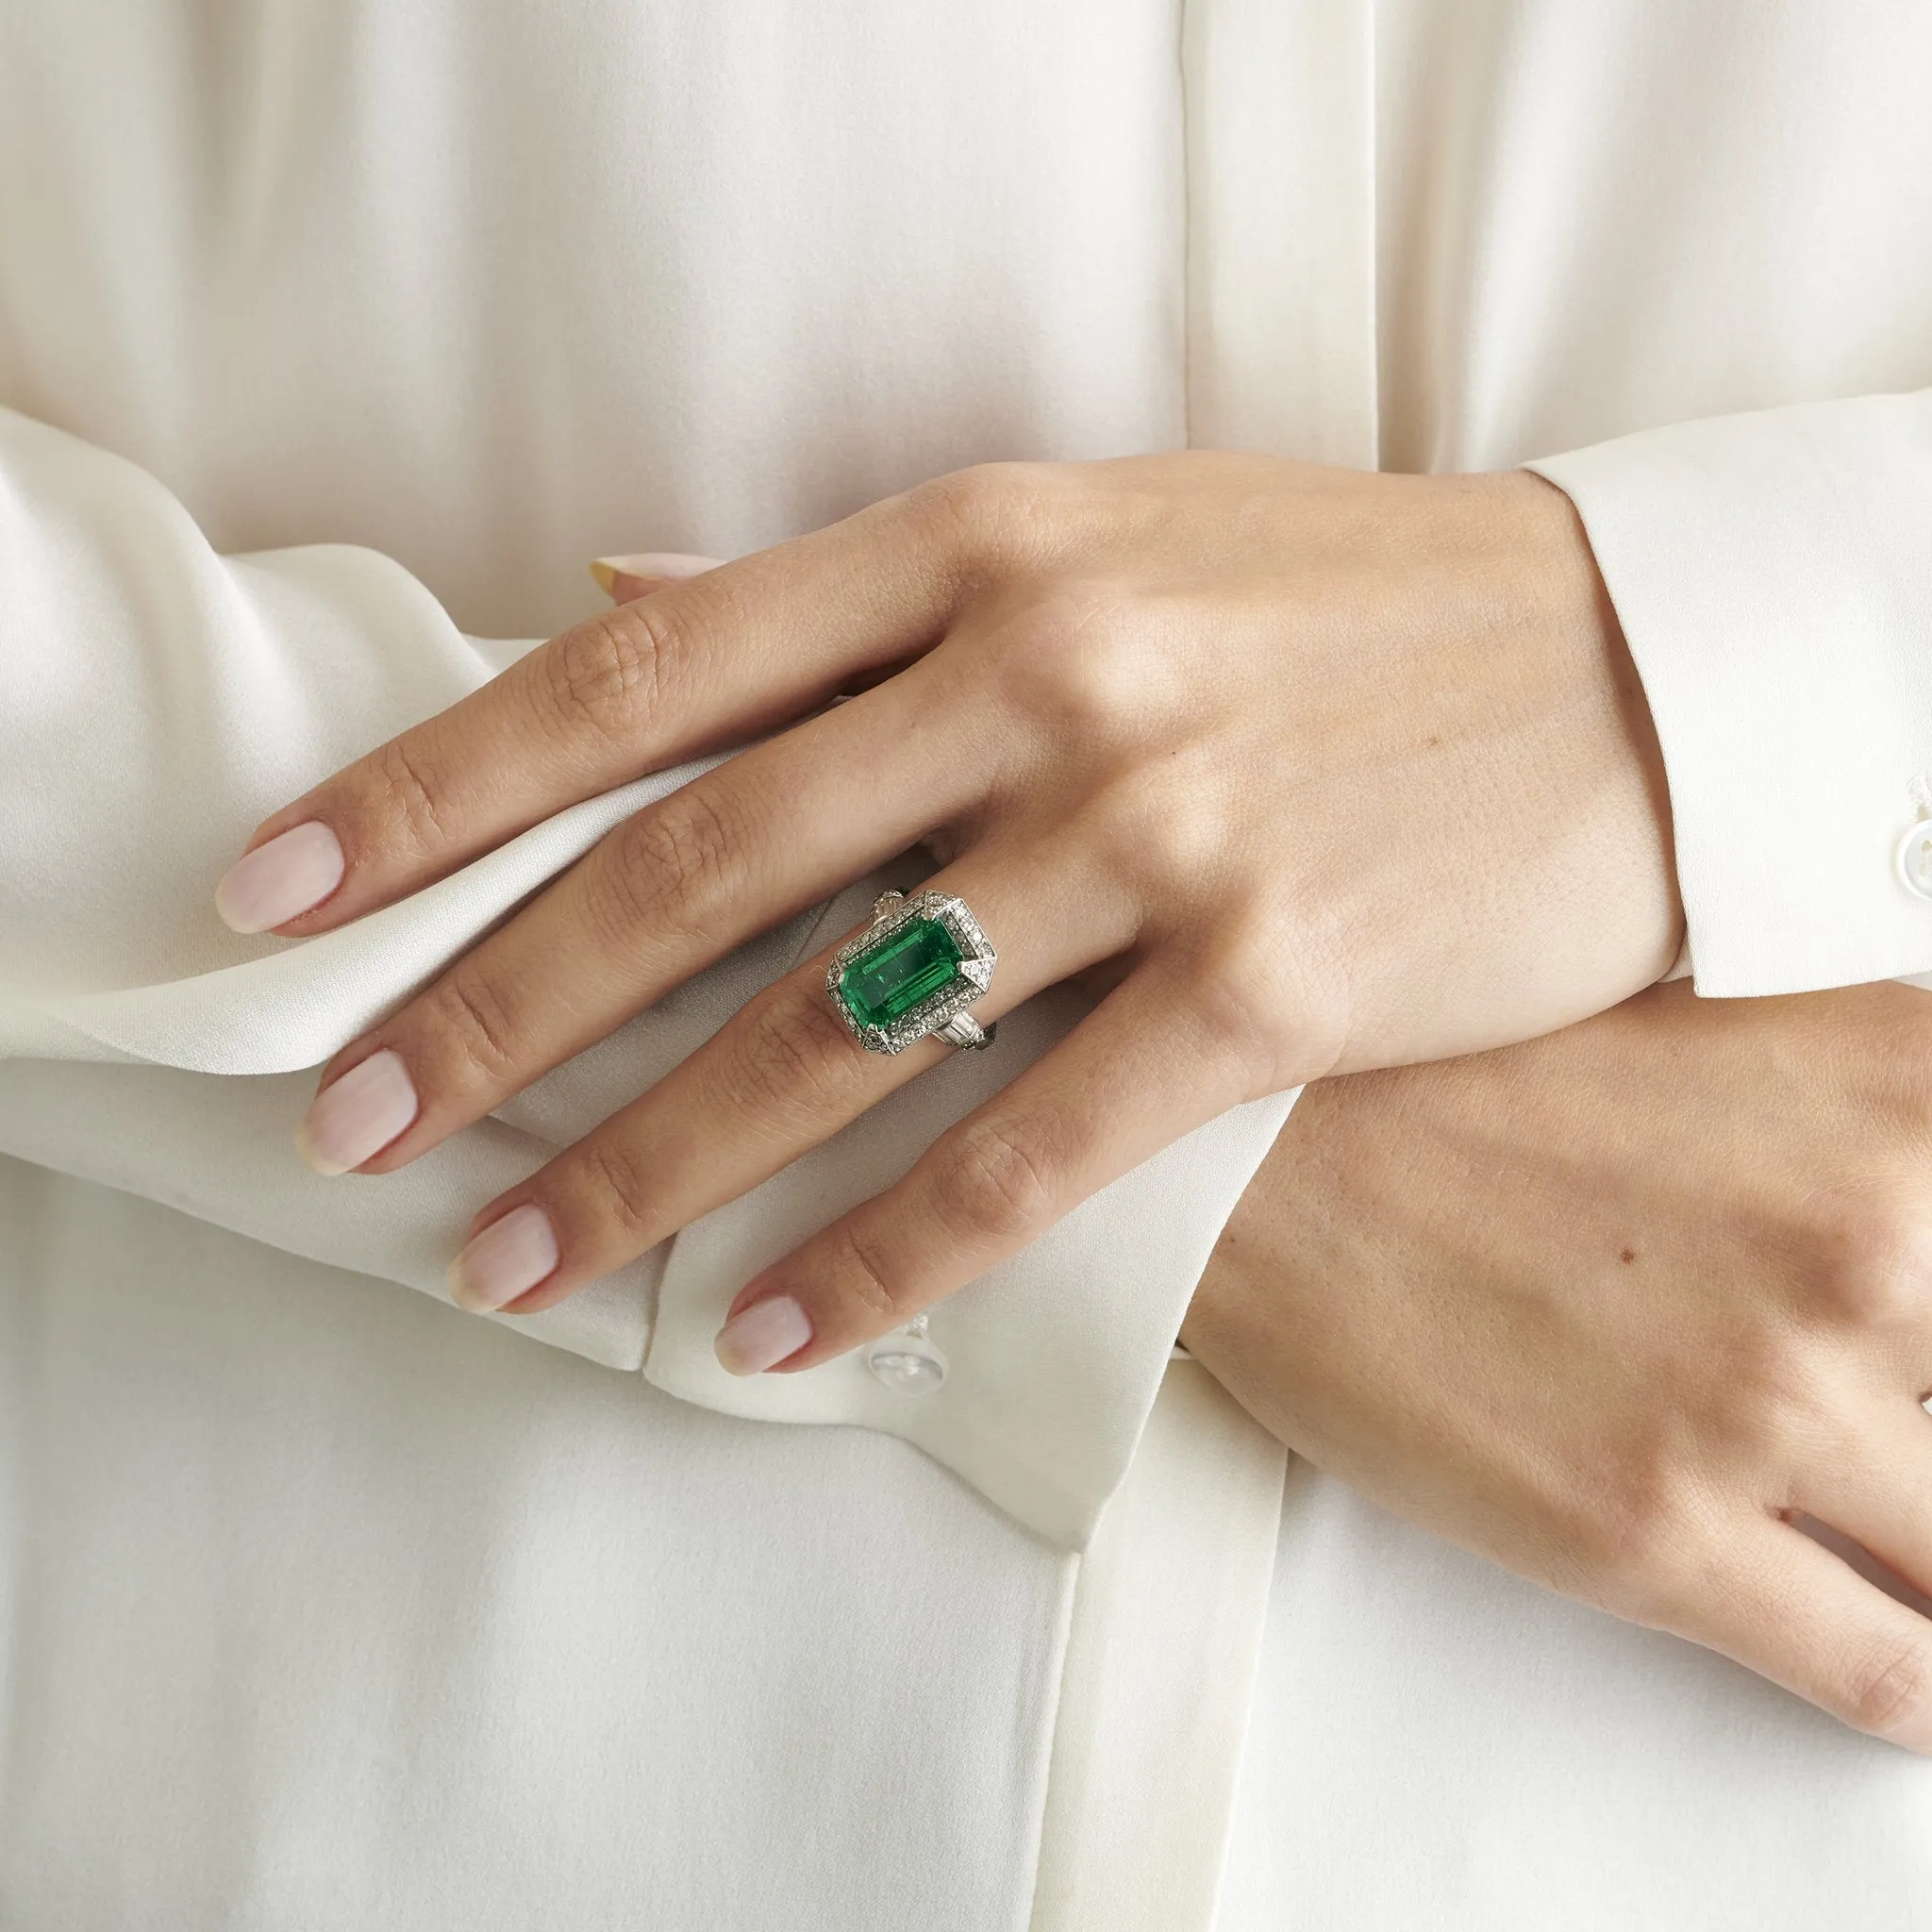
[8,0,1932,1928]
[0,405,1292,1550]
[1,6,1293,1924]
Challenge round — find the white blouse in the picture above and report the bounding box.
[3,3,1930,1927]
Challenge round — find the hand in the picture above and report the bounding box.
[1182,977,1932,1750]
[212,456,1677,1373]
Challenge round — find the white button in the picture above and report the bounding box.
[1898,822,1932,899]
[867,1315,947,1393]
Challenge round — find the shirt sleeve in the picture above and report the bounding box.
[0,405,1291,1549]
[1525,390,1932,997]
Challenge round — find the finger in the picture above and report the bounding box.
[215,474,1011,936]
[296,663,984,1174]
[441,847,1138,1317]
[711,963,1258,1374]
[1657,1514,1932,1750]
[1791,1405,1932,1612]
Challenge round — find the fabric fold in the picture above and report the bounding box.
[0,405,1292,1548]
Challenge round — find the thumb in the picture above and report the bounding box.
[588,551,725,603]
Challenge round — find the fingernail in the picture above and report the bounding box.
[214,822,345,933]
[588,552,719,597]
[296,1049,419,1175]
[714,1294,814,1375]
[447,1204,560,1314]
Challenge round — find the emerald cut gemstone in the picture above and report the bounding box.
[839,916,964,1030]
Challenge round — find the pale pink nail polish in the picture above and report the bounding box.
[215,822,345,933]
[447,1204,560,1314]
[714,1295,814,1375]
[588,551,719,596]
[296,1049,419,1176]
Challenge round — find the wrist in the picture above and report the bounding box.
[1509,468,1686,988]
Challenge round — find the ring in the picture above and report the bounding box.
[827,889,998,1056]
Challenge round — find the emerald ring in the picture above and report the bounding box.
[827,889,998,1056]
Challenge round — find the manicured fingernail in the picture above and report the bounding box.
[588,552,719,597]
[296,1049,419,1176]
[714,1295,814,1375]
[214,822,345,933]
[447,1204,561,1314]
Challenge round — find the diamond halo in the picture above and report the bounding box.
[826,889,998,1055]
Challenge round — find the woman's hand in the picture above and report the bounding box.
[212,455,1678,1372]
[1183,977,1932,1750]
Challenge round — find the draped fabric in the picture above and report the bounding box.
[0,401,1293,1551]
[6,2,1932,1926]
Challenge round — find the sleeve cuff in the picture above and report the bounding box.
[1526,390,1932,996]
[0,404,1287,1552]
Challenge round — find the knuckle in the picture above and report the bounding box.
[933,1115,1060,1246]
[598,785,747,948]
[1808,1190,1932,1330]
[367,735,456,855]
[989,584,1152,742]
[733,992,863,1122]
[1184,919,1338,1095]
[824,1220,908,1327]
[1113,775,1224,874]
[420,967,524,1087]
[541,607,675,747]
[570,1138,658,1244]
[1187,921,1280,1024]
[906,461,1044,568]
[1843,1639,1932,1744]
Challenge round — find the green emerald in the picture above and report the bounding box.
[840,916,964,1030]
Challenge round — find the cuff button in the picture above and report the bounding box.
[867,1315,948,1393]
[1897,822,1932,900]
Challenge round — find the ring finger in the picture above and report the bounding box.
[443,847,1139,1316]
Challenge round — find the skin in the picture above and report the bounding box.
[217,458,1924,1741]
[1184,978,1932,1751]
[216,454,1678,1367]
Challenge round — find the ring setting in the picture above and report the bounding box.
[828,890,998,1055]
